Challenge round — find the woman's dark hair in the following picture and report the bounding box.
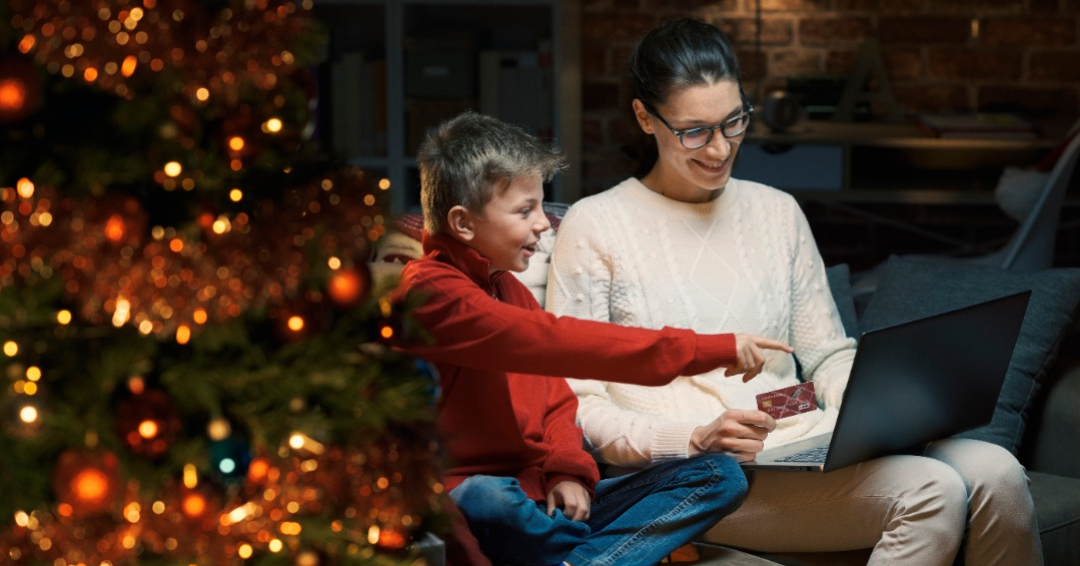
[622,18,745,177]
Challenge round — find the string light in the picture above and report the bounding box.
[163,161,182,177]
[287,315,304,332]
[19,406,38,423]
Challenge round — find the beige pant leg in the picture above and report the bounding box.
[703,454,968,566]
[923,438,1043,566]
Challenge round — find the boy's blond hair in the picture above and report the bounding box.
[416,111,566,236]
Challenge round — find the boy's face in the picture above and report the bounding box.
[467,174,550,274]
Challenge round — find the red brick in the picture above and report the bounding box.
[980,17,1077,46]
[924,0,1024,13]
[644,0,736,11]
[1030,50,1080,81]
[735,48,768,81]
[582,153,631,191]
[609,114,640,146]
[581,41,608,77]
[799,17,874,45]
[883,48,923,80]
[769,49,823,77]
[712,17,794,47]
[823,47,921,80]
[608,43,635,78]
[583,81,622,111]
[760,0,832,11]
[824,49,859,75]
[835,0,927,11]
[580,13,658,41]
[880,17,971,44]
[582,117,605,145]
[894,83,972,112]
[1029,0,1060,13]
[977,85,1079,119]
[927,48,1022,80]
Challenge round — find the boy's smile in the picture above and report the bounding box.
[465,174,550,275]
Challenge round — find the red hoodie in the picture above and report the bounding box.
[395,233,737,500]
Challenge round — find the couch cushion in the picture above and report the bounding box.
[1028,471,1080,566]
[858,256,1080,455]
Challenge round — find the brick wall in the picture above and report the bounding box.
[578,0,1080,197]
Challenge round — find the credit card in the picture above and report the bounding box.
[756,382,816,420]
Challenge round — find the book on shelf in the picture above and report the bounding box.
[478,48,552,138]
[330,52,387,157]
[916,112,1039,140]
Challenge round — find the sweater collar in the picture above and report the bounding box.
[421,232,504,290]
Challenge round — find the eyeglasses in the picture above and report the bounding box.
[644,103,755,149]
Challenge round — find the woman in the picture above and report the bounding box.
[546,17,1041,565]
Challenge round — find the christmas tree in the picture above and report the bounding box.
[0,1,443,564]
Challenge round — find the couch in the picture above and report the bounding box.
[382,208,1080,566]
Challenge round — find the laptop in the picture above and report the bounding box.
[742,290,1030,473]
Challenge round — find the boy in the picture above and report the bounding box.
[394,112,791,566]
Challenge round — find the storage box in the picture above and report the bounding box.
[405,36,476,99]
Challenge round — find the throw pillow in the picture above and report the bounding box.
[858,256,1080,455]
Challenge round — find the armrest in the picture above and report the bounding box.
[1023,357,1080,479]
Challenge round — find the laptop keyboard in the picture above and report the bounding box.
[776,445,829,463]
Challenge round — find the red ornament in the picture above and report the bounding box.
[0,55,43,123]
[51,449,121,517]
[115,389,183,458]
[326,266,371,306]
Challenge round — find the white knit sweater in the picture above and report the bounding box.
[546,177,856,467]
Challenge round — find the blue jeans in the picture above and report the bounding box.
[449,454,747,566]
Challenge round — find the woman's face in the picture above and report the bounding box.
[634,78,747,203]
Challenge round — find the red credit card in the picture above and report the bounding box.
[756,382,816,420]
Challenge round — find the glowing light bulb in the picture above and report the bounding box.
[287,316,304,332]
[163,161,182,177]
[19,406,38,423]
[138,420,159,439]
[263,117,283,133]
[3,341,17,356]
[112,298,131,327]
[378,178,391,190]
[228,136,244,152]
[57,310,72,325]
[16,177,34,198]
[229,188,243,202]
[176,324,191,345]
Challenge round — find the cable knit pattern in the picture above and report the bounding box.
[547,177,857,467]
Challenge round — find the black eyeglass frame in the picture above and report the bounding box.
[643,102,755,149]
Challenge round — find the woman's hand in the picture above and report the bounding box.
[724,334,793,382]
[546,481,591,522]
[689,409,776,463]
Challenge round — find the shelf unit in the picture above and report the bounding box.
[736,120,1055,198]
[312,0,580,213]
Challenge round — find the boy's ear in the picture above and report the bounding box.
[632,99,654,134]
[445,205,476,242]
